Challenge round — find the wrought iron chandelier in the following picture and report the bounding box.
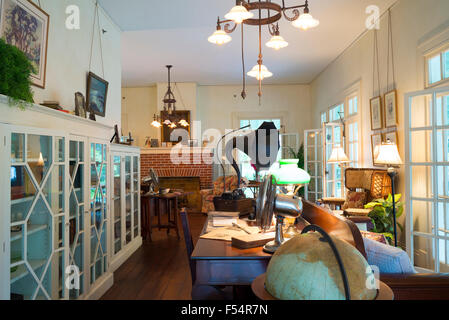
[151,65,189,129]
[208,0,319,100]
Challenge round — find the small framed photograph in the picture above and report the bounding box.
[74,92,86,118]
[370,96,383,130]
[384,131,399,148]
[384,90,398,128]
[371,133,383,166]
[150,139,159,148]
[86,72,109,118]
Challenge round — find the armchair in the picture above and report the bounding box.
[302,200,449,300]
[200,175,239,213]
[320,168,392,229]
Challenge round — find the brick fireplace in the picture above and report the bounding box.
[140,148,214,190]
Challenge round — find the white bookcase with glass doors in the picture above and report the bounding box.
[109,144,141,272]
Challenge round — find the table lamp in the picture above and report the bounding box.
[328,145,351,166]
[257,161,310,253]
[375,139,403,247]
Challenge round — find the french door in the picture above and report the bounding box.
[405,85,449,273]
[304,129,323,201]
[323,122,345,198]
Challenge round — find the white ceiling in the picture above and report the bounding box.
[98,0,397,87]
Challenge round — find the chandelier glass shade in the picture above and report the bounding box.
[247,64,273,80]
[224,4,254,24]
[292,13,320,30]
[208,28,232,45]
[266,34,289,50]
[208,0,319,100]
[151,114,162,128]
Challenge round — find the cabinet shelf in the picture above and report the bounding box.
[11,196,35,205]
[11,225,48,242]
[11,260,46,284]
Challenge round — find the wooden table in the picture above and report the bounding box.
[191,218,272,286]
[141,192,181,241]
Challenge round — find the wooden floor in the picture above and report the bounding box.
[101,212,207,300]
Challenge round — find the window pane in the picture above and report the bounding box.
[444,50,449,79]
[353,97,358,113]
[429,54,442,84]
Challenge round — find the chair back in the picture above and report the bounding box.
[302,200,367,259]
[345,168,392,201]
[179,208,196,284]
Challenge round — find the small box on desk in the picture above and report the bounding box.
[213,197,254,215]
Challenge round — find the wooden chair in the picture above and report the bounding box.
[179,209,233,300]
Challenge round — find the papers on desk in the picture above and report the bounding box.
[212,217,238,227]
[201,220,260,242]
[208,211,240,217]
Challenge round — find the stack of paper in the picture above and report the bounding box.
[212,217,238,227]
[208,211,240,217]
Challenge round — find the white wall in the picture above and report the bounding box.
[27,0,122,128]
[122,83,313,148]
[122,86,158,147]
[197,84,312,139]
[310,0,449,244]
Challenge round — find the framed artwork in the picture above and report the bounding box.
[161,110,191,143]
[74,92,86,118]
[370,97,383,130]
[371,133,383,166]
[384,131,399,148]
[0,0,50,88]
[384,90,398,128]
[86,72,109,118]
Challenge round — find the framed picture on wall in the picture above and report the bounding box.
[384,131,399,148]
[384,90,398,128]
[86,72,109,118]
[371,133,383,166]
[0,0,50,88]
[74,92,87,118]
[370,97,383,130]
[161,110,191,143]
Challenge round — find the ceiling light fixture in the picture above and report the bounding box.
[209,0,319,101]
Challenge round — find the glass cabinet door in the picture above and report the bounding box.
[10,132,66,300]
[112,156,122,254]
[89,142,108,285]
[132,156,140,239]
[125,156,132,244]
[68,139,85,299]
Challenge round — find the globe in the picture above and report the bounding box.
[265,232,378,300]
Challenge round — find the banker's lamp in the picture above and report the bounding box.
[375,139,402,247]
[257,161,310,253]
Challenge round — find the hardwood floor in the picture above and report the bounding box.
[101,213,207,300]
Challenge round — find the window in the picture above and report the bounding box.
[347,95,358,116]
[426,47,449,87]
[329,104,344,122]
[321,112,327,124]
[347,121,359,168]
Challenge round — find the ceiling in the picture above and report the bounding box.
[98,0,397,87]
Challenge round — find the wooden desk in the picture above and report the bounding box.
[191,218,272,286]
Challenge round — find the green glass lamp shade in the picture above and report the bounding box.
[271,159,311,185]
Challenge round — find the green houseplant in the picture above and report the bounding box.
[0,38,34,109]
[288,143,305,196]
[365,194,404,246]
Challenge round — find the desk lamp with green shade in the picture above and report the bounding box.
[258,160,310,253]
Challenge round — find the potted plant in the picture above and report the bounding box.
[288,143,305,197]
[0,38,34,109]
[364,194,404,246]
